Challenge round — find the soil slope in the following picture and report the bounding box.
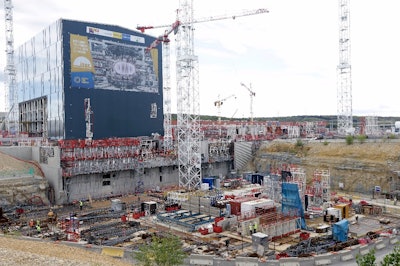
[254,139,400,193]
[0,236,132,266]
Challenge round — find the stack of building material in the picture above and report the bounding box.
[228,197,257,216]
[241,199,274,219]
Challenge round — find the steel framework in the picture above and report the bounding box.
[162,38,173,151]
[337,0,353,135]
[240,82,256,124]
[140,5,269,189]
[3,0,18,134]
[176,0,202,189]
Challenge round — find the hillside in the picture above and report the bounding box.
[0,151,44,177]
[253,139,400,194]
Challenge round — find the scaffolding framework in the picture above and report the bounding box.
[59,138,170,178]
[306,169,331,207]
[207,140,232,163]
[365,116,380,136]
[176,0,202,189]
[286,167,306,202]
[162,39,173,151]
[3,0,18,134]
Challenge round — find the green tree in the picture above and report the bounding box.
[357,135,367,144]
[134,234,187,266]
[295,139,304,148]
[356,248,376,266]
[346,135,354,145]
[381,244,400,266]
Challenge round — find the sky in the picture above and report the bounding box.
[0,0,399,119]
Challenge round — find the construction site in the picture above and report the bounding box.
[1,0,400,265]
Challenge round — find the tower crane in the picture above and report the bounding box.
[137,8,269,33]
[3,0,18,134]
[337,0,353,135]
[139,5,269,189]
[240,82,256,123]
[214,94,236,124]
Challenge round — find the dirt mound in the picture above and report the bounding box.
[0,236,132,266]
[0,151,44,177]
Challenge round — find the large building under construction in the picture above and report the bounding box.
[2,18,232,204]
[16,19,164,140]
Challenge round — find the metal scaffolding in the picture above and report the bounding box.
[59,138,169,178]
[176,0,202,189]
[3,0,18,134]
[337,0,353,135]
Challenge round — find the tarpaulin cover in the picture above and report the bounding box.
[333,219,349,242]
[281,182,306,229]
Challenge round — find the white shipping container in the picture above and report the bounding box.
[326,207,342,220]
[241,198,274,216]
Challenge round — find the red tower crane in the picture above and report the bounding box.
[138,8,269,51]
[138,7,269,189]
[137,8,269,34]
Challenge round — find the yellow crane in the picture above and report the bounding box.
[214,94,236,124]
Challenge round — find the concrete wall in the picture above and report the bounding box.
[32,146,63,204]
[183,234,400,266]
[0,146,33,161]
[0,145,232,205]
[58,234,399,265]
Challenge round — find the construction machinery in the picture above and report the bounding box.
[240,82,256,123]
[138,5,269,190]
[214,94,236,124]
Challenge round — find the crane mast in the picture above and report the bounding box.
[3,0,18,134]
[176,0,201,189]
[337,0,353,135]
[162,36,173,151]
[240,82,256,124]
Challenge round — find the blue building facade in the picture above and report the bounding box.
[16,19,163,140]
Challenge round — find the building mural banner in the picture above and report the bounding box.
[75,26,160,93]
[70,34,95,89]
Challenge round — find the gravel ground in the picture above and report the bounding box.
[0,236,133,266]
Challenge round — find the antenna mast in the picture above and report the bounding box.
[337,0,353,135]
